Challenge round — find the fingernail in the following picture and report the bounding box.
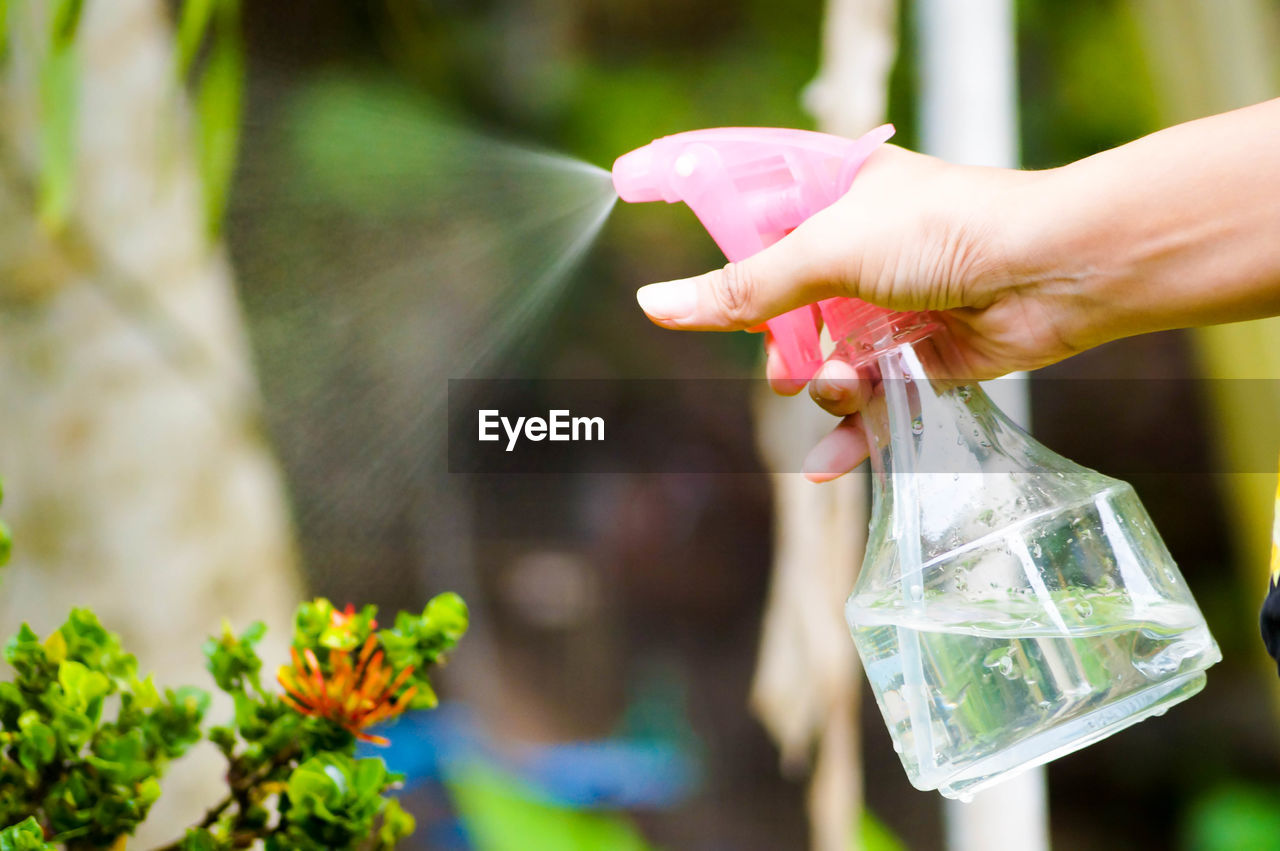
[811,360,855,402]
[636,280,697,320]
[812,378,843,403]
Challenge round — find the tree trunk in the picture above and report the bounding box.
[0,0,301,843]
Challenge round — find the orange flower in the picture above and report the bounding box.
[277,635,415,745]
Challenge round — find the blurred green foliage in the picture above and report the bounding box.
[0,534,466,850]
[0,818,54,851]
[1017,0,1161,168]
[446,762,655,851]
[276,754,405,851]
[285,75,477,216]
[35,0,80,231]
[1182,784,1280,851]
[190,0,245,237]
[858,810,908,851]
[0,480,11,570]
[10,0,245,234]
[0,610,206,844]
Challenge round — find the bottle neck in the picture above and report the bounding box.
[831,309,937,370]
[844,320,1015,487]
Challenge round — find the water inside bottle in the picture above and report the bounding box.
[848,484,1221,800]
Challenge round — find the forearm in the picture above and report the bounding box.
[1007,98,1280,350]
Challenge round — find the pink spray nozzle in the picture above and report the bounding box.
[613,124,896,380]
[612,146,663,202]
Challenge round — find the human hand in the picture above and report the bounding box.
[636,101,1280,479]
[634,145,1090,481]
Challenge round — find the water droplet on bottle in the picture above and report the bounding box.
[912,416,924,434]
[982,647,1018,678]
[1073,599,1094,618]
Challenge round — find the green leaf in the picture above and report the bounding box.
[175,0,216,77]
[241,620,267,644]
[283,754,390,848]
[0,682,25,726]
[0,817,54,851]
[194,0,244,235]
[351,758,388,797]
[204,620,265,693]
[129,673,162,710]
[424,593,469,645]
[377,593,468,713]
[53,706,95,750]
[42,632,66,665]
[376,798,416,850]
[232,690,260,733]
[47,0,82,49]
[319,606,377,651]
[405,680,437,712]
[5,624,41,665]
[4,625,52,689]
[36,17,77,231]
[180,827,222,851]
[0,1,12,61]
[87,726,152,784]
[208,724,236,754]
[58,660,111,712]
[58,609,136,680]
[0,519,11,569]
[287,761,342,806]
[137,776,162,806]
[292,599,378,653]
[144,685,209,758]
[16,714,56,773]
[0,479,12,581]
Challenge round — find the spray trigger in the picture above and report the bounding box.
[613,124,895,380]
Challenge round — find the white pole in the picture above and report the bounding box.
[915,1,1051,850]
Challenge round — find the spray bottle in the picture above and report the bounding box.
[611,126,1220,799]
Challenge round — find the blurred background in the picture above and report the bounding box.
[1,0,1279,849]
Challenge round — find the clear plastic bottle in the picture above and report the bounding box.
[610,124,1221,800]
[836,307,1221,801]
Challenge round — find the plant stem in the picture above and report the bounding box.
[149,744,300,851]
[199,795,235,828]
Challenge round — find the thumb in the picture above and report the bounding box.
[634,205,854,331]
